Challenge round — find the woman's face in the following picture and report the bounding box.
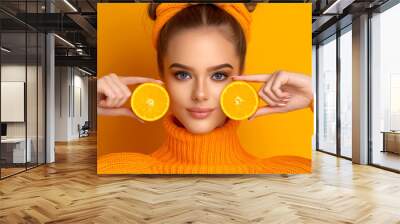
[162,26,241,134]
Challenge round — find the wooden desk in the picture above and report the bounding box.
[381,131,400,154]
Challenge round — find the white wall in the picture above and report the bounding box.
[54,67,89,141]
[55,66,69,141]
[72,72,89,138]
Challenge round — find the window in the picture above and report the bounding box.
[317,35,337,154]
[370,2,400,171]
[339,27,352,158]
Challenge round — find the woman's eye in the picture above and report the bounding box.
[211,72,228,81]
[174,71,191,80]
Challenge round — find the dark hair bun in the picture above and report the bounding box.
[244,3,257,12]
[148,3,160,21]
[148,3,257,20]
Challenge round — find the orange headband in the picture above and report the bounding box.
[152,3,252,49]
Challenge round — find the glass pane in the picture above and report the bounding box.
[371,3,400,171]
[1,30,27,177]
[312,45,317,151]
[27,31,38,169]
[318,36,337,154]
[26,0,39,170]
[340,28,352,158]
[38,32,45,165]
[0,1,46,178]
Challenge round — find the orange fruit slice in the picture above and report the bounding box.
[220,81,259,120]
[131,83,170,122]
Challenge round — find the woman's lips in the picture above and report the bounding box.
[187,107,215,119]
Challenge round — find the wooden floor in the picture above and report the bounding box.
[1,167,26,178]
[1,135,400,224]
[1,163,45,178]
[372,150,400,171]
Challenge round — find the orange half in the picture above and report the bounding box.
[220,81,259,120]
[131,83,170,122]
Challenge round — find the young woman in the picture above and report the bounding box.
[97,3,313,174]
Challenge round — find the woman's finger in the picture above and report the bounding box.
[99,77,120,107]
[109,74,131,107]
[97,107,145,123]
[103,75,124,107]
[258,89,284,107]
[271,76,291,100]
[111,74,132,97]
[97,78,115,108]
[262,76,282,103]
[98,99,109,108]
[120,76,164,85]
[285,72,312,89]
[108,75,127,107]
[249,106,287,120]
[231,74,273,82]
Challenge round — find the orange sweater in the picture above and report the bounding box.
[98,114,311,174]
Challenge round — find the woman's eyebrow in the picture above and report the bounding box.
[169,63,193,71]
[168,63,233,72]
[207,63,233,72]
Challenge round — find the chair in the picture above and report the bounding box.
[78,121,90,138]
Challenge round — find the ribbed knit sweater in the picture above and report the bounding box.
[98,114,311,174]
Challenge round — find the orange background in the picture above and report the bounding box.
[97,3,313,159]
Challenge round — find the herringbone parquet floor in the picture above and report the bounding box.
[1,135,400,224]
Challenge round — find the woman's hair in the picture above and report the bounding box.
[148,3,257,75]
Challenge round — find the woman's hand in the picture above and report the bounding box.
[97,73,164,122]
[232,70,313,120]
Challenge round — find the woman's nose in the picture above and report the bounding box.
[191,80,209,102]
